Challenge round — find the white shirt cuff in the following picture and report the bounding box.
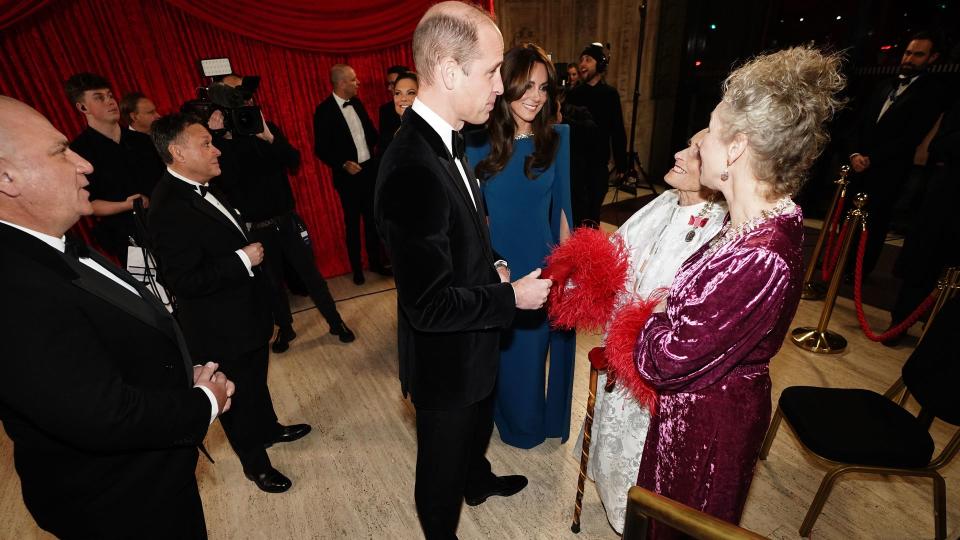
[235,249,254,277]
[194,384,219,425]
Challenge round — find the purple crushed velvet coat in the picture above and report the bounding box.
[633,206,804,537]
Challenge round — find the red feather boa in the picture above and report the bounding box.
[543,227,629,332]
[603,293,666,414]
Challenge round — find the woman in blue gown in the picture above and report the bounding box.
[466,43,575,449]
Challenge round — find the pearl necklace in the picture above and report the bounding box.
[706,197,795,254]
[514,131,534,140]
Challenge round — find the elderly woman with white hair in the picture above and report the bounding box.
[610,46,845,536]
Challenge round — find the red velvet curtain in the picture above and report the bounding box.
[1,0,493,276]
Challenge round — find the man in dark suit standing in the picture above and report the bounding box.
[846,32,945,279]
[314,63,388,285]
[564,43,628,227]
[0,96,233,538]
[375,3,552,538]
[148,113,311,493]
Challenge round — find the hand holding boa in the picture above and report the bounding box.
[543,227,629,332]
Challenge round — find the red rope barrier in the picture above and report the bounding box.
[853,227,937,341]
[821,220,849,282]
[820,197,847,281]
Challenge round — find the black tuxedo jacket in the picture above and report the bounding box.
[846,74,945,193]
[313,94,379,187]
[0,222,210,538]
[375,108,516,409]
[148,172,273,361]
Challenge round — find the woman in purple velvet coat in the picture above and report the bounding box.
[630,47,845,536]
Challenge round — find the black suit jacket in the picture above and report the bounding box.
[313,94,379,188]
[378,102,402,156]
[375,108,516,409]
[0,222,210,538]
[846,74,945,197]
[148,172,273,361]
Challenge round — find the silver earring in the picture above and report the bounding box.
[720,170,729,181]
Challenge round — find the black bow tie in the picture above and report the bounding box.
[195,185,209,197]
[452,130,465,160]
[342,99,355,108]
[64,234,90,259]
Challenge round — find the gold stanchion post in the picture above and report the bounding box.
[801,165,850,300]
[920,267,960,342]
[791,193,868,354]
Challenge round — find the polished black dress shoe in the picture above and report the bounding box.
[265,424,312,448]
[330,321,356,343]
[353,271,365,285]
[464,474,528,506]
[271,326,297,354]
[245,466,292,493]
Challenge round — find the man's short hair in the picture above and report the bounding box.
[65,72,111,105]
[150,112,201,164]
[119,91,146,124]
[412,3,494,86]
[330,64,352,85]
[386,65,409,76]
[908,31,941,54]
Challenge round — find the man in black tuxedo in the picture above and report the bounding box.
[0,96,233,538]
[66,73,164,264]
[845,32,946,279]
[375,3,552,538]
[148,113,311,493]
[314,63,388,285]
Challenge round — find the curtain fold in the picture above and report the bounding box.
[1,0,437,276]
[0,0,54,30]
[163,0,435,53]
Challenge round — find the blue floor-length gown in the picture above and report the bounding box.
[466,124,576,449]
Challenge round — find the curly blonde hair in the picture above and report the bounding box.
[718,46,846,197]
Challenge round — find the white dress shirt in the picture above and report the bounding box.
[333,93,372,164]
[0,218,218,423]
[877,75,918,121]
[166,168,254,277]
[410,98,477,209]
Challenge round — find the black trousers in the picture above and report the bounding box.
[333,165,382,274]
[415,393,497,540]
[215,344,278,473]
[248,211,342,330]
[571,164,608,228]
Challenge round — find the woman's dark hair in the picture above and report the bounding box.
[394,71,419,86]
[475,43,559,181]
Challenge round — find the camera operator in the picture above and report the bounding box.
[209,75,355,352]
[66,73,164,264]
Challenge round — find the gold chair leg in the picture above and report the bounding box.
[933,473,946,540]
[758,407,782,460]
[799,465,849,537]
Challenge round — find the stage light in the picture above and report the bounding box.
[836,15,842,20]
[880,45,893,51]
[799,17,805,22]
[709,23,717,30]
[694,60,702,67]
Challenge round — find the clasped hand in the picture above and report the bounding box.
[193,362,236,414]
